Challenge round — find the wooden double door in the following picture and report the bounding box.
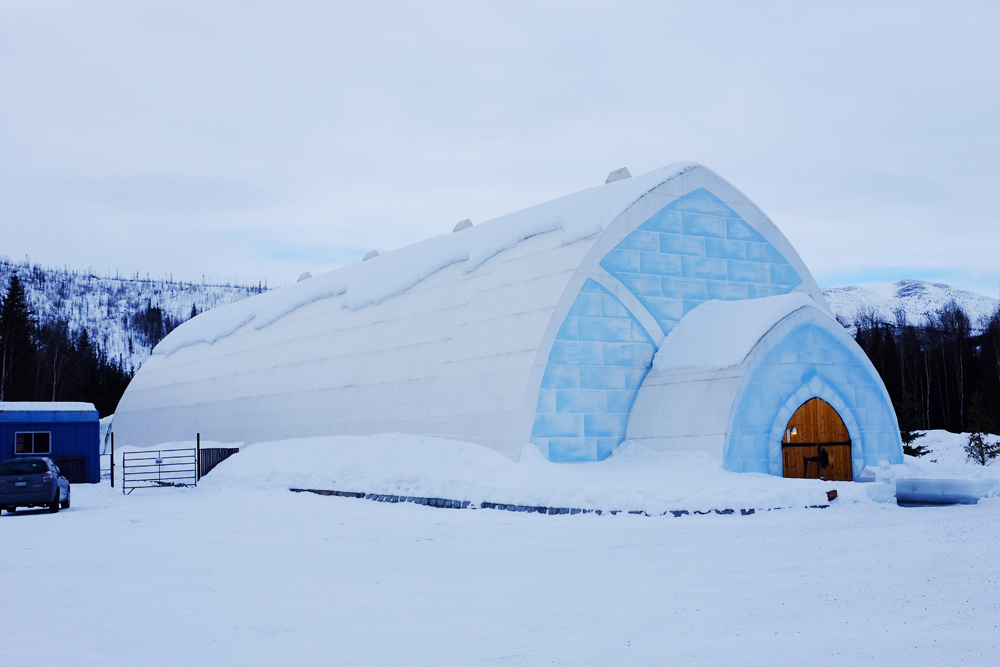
[781,398,853,482]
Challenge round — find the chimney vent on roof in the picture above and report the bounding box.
[453,219,473,233]
[297,272,312,282]
[605,167,631,184]
[363,250,379,261]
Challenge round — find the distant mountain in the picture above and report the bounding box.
[822,280,999,329]
[0,257,268,372]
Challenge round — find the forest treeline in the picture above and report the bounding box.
[851,300,1000,436]
[1,274,135,417]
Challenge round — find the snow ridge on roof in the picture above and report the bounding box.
[652,293,817,373]
[155,162,698,357]
[0,402,97,412]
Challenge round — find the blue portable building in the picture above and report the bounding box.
[0,402,100,483]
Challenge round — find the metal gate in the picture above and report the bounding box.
[122,448,198,494]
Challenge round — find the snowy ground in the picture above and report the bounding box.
[4,432,999,665]
[2,483,998,666]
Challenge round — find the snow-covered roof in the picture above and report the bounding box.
[155,162,699,357]
[652,294,818,372]
[0,402,97,412]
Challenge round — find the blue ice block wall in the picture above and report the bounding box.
[531,279,656,462]
[724,322,903,475]
[599,188,802,337]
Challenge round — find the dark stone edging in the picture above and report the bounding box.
[289,488,830,516]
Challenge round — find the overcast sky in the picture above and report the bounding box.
[2,1,999,294]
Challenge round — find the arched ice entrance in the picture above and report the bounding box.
[781,398,853,481]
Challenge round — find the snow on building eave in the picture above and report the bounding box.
[651,294,821,374]
[153,162,701,358]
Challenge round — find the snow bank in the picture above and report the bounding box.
[154,162,698,357]
[652,293,816,372]
[198,433,867,513]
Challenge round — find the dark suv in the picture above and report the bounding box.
[0,457,71,514]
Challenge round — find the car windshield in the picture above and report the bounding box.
[0,459,49,475]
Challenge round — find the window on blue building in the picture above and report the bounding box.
[15,432,51,455]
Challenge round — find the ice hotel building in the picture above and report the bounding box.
[113,163,903,481]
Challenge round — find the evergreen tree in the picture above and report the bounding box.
[191,303,198,318]
[0,274,37,401]
[964,391,1000,465]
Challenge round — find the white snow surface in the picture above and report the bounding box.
[823,279,998,330]
[4,459,999,665]
[0,401,96,412]
[153,162,698,357]
[199,433,860,512]
[652,293,816,372]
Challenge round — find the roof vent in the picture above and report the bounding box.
[605,167,631,184]
[297,271,312,282]
[363,250,379,261]
[453,219,473,233]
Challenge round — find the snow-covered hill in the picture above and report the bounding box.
[822,280,999,329]
[0,257,268,372]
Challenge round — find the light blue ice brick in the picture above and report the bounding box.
[748,284,790,298]
[705,238,746,260]
[854,383,886,409]
[661,277,708,300]
[555,317,578,341]
[556,389,606,413]
[682,213,727,238]
[578,317,631,343]
[747,242,788,264]
[726,218,767,242]
[596,438,621,461]
[659,233,706,256]
[580,279,604,293]
[642,296,685,322]
[607,389,640,413]
[727,259,768,284]
[624,367,650,387]
[639,252,683,276]
[727,434,754,459]
[631,321,654,344]
[778,363,808,385]
[568,293,602,317]
[657,319,679,335]
[770,263,802,287]
[600,294,631,319]
[541,365,579,389]
[580,366,626,390]
[549,340,603,366]
[536,389,556,413]
[707,281,749,300]
[601,248,641,274]
[617,273,662,297]
[603,342,654,367]
[639,208,683,233]
[617,230,661,252]
[548,438,597,462]
[585,413,629,437]
[682,256,727,281]
[667,189,736,217]
[683,299,702,314]
[531,413,584,438]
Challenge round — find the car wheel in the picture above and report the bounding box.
[48,491,60,513]
[61,490,70,509]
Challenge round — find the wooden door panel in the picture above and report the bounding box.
[782,445,820,479]
[782,398,853,481]
[821,444,853,482]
